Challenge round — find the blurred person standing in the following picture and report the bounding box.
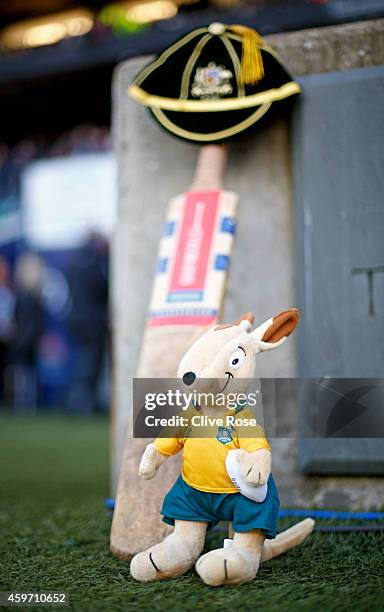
[12,253,45,409]
[0,256,15,406]
[66,232,109,414]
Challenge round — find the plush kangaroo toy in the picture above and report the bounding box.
[130,309,314,586]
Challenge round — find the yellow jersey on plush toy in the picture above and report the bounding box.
[154,407,270,494]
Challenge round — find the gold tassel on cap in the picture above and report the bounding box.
[229,24,264,85]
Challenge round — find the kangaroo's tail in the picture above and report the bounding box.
[261,518,315,563]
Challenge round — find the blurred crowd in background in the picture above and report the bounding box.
[0,127,111,414]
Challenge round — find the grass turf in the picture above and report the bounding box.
[0,415,383,612]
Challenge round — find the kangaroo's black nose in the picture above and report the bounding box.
[182,371,196,386]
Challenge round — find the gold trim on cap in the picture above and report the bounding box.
[151,102,272,142]
[180,33,212,99]
[221,34,245,97]
[135,27,208,87]
[128,81,301,112]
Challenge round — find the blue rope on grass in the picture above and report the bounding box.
[279,508,384,520]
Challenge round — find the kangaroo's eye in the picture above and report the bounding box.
[228,349,245,370]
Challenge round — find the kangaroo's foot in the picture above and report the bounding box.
[130,520,207,582]
[130,534,196,582]
[196,545,260,586]
[196,530,264,586]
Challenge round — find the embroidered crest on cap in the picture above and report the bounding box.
[191,62,233,100]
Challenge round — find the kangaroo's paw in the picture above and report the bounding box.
[130,534,198,582]
[196,546,260,586]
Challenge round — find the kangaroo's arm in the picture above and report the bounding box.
[140,431,184,479]
[237,448,271,486]
[138,442,170,480]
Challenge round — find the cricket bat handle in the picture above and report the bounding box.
[191,144,228,191]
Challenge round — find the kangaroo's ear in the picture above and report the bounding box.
[251,309,300,353]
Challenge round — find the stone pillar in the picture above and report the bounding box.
[111,19,384,508]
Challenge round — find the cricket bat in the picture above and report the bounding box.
[110,144,238,558]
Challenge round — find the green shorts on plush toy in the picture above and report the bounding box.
[162,474,280,538]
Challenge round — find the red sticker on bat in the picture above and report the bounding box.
[168,190,219,303]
